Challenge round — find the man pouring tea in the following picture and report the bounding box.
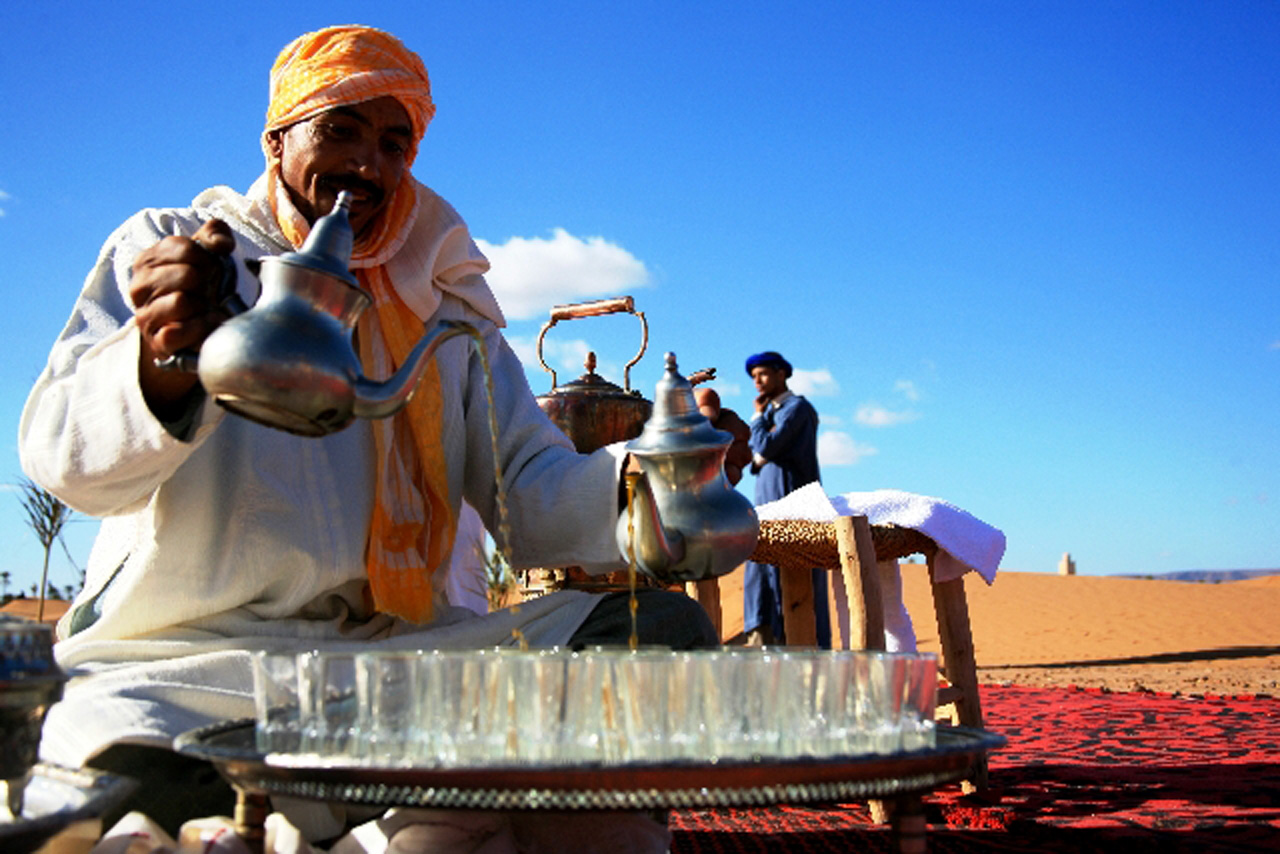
[19,25,750,839]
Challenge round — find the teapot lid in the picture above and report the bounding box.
[626,352,730,456]
[274,190,359,288]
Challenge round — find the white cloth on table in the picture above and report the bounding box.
[755,483,1006,651]
[756,482,1005,584]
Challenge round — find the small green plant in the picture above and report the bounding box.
[17,478,74,622]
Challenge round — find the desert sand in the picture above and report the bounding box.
[7,570,1279,697]
[906,569,1280,697]
[713,566,1280,697]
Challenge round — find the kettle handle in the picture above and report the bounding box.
[154,248,247,372]
[535,296,649,391]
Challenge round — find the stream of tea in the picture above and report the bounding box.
[472,326,642,652]
[625,471,642,651]
[469,328,525,650]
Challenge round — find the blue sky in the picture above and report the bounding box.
[2,1,1277,597]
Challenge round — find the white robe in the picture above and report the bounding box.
[20,179,627,768]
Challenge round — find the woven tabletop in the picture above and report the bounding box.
[751,519,937,571]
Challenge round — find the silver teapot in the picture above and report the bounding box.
[618,353,759,583]
[160,191,475,436]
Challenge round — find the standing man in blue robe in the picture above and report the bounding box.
[743,351,830,647]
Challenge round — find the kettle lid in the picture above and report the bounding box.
[541,352,648,401]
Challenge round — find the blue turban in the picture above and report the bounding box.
[745,351,792,378]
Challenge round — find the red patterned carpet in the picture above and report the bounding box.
[669,684,1280,853]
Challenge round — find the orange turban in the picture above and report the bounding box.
[262,25,457,625]
[264,25,435,167]
[261,25,432,263]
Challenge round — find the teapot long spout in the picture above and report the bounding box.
[353,319,478,420]
[620,471,686,580]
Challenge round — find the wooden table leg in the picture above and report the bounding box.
[835,516,885,653]
[890,794,927,854]
[930,568,987,792]
[778,566,818,647]
[233,788,269,854]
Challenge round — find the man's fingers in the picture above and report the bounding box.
[129,257,207,312]
[136,288,224,358]
[695,387,721,421]
[701,402,752,481]
[717,411,753,473]
[145,312,225,360]
[129,224,233,311]
[192,218,236,256]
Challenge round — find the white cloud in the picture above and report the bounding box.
[819,412,843,427]
[475,228,650,321]
[0,189,10,217]
[855,404,920,428]
[894,379,920,401]
[508,333,595,373]
[818,431,877,466]
[702,380,743,398]
[789,367,840,397]
[505,334,537,367]
[507,333,628,391]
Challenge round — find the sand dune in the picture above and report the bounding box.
[713,564,1279,696]
[901,568,1280,696]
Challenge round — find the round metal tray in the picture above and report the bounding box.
[176,720,1003,811]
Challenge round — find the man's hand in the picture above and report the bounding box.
[695,388,752,486]
[130,219,237,418]
[754,392,771,414]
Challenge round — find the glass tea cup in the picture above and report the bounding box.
[251,650,301,754]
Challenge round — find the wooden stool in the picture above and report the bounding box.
[687,515,988,793]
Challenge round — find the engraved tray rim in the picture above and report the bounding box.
[176,719,1004,811]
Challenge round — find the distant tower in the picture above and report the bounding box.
[1058,552,1076,576]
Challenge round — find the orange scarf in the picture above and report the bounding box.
[263,26,453,623]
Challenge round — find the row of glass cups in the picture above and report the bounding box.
[252,646,938,768]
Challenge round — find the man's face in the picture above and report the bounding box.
[751,365,787,399]
[266,95,413,237]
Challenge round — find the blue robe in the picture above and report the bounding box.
[744,392,830,646]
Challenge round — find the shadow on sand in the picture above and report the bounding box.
[981,644,1280,671]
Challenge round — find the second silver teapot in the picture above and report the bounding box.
[618,353,759,583]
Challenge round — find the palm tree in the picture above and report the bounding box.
[17,478,73,622]
[0,570,10,598]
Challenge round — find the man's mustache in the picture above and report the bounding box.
[320,176,385,208]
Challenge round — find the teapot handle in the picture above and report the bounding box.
[535,296,648,391]
[154,249,247,372]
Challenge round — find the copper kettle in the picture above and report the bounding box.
[534,297,653,453]
[534,297,714,453]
